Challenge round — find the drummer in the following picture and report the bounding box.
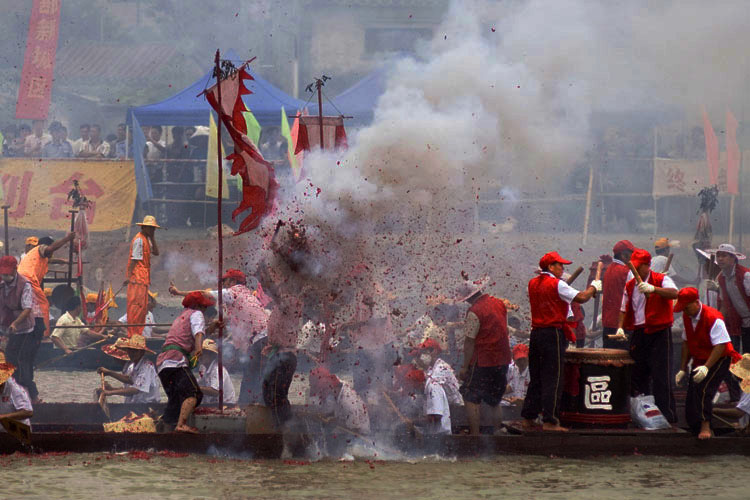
[97,335,161,403]
[522,252,601,432]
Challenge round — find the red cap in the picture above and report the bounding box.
[409,338,443,357]
[221,268,246,284]
[403,368,426,390]
[182,291,216,309]
[630,248,651,269]
[513,343,529,360]
[0,256,17,275]
[539,251,572,270]
[612,240,635,254]
[674,287,700,313]
[308,366,340,396]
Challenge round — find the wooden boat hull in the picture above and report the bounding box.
[35,339,166,371]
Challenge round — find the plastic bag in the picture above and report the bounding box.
[630,395,670,430]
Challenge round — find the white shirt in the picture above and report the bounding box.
[146,140,165,160]
[157,310,205,372]
[423,358,463,434]
[737,392,750,428]
[122,357,161,403]
[71,138,89,155]
[80,140,110,157]
[620,273,676,326]
[119,311,155,338]
[542,271,578,320]
[0,276,34,334]
[651,255,675,276]
[322,381,371,435]
[503,361,530,404]
[208,286,269,352]
[130,236,144,260]
[197,358,237,404]
[680,304,731,345]
[0,377,32,428]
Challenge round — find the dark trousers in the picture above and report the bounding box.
[158,366,203,425]
[630,327,677,423]
[262,350,297,428]
[740,327,750,354]
[602,326,631,349]
[685,357,730,434]
[6,318,44,401]
[239,337,267,405]
[521,327,567,424]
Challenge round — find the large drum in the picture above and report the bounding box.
[560,348,634,428]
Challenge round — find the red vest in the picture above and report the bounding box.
[683,304,740,364]
[528,273,569,329]
[623,271,674,333]
[468,294,511,367]
[602,261,630,329]
[717,264,750,336]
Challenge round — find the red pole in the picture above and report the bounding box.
[213,49,224,412]
[316,79,324,149]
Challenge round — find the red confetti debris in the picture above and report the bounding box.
[491,27,496,32]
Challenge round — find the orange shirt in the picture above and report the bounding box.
[17,246,50,328]
[127,233,151,285]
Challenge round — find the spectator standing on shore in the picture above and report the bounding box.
[24,120,51,157]
[71,124,90,156]
[79,124,110,158]
[42,122,72,158]
[146,126,166,160]
[114,123,128,159]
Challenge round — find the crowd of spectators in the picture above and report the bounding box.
[1,120,130,160]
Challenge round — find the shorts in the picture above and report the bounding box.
[158,366,203,425]
[460,364,508,407]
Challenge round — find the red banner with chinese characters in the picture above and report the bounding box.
[0,159,137,231]
[652,153,749,198]
[15,0,61,120]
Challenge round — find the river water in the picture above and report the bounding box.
[3,452,747,499]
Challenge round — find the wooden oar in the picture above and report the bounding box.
[0,418,31,445]
[37,336,115,368]
[98,373,111,421]
[381,389,423,440]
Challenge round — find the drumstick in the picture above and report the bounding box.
[664,253,674,273]
[595,261,603,281]
[627,261,644,285]
[566,267,584,285]
[591,261,603,331]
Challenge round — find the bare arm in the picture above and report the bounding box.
[103,387,141,397]
[617,311,626,330]
[9,308,32,334]
[0,410,33,421]
[200,386,220,397]
[51,336,73,354]
[460,337,475,378]
[703,343,727,369]
[149,236,159,257]
[653,287,678,300]
[42,232,74,258]
[573,286,597,304]
[97,367,132,385]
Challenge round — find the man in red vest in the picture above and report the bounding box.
[522,252,601,431]
[715,243,750,354]
[674,287,741,438]
[457,276,511,435]
[602,240,634,348]
[617,248,678,422]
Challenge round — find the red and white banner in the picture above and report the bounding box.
[15,0,61,120]
[294,116,348,154]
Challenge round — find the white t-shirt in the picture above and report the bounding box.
[208,286,269,352]
[197,358,237,404]
[423,358,463,434]
[157,310,205,372]
[122,357,161,403]
[130,236,145,260]
[119,311,155,338]
[0,377,32,428]
[503,361,530,404]
[541,271,578,320]
[146,140,165,160]
[680,304,731,345]
[620,273,677,326]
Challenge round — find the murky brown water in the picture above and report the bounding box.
[2,453,747,499]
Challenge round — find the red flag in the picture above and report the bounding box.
[205,65,278,235]
[702,108,719,185]
[294,116,348,154]
[727,110,740,195]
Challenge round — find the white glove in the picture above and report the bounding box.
[637,282,656,294]
[616,327,626,337]
[590,280,602,293]
[706,280,720,292]
[692,365,709,383]
[675,370,686,386]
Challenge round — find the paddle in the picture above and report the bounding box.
[37,335,115,368]
[1,417,31,446]
[98,373,111,421]
[381,389,423,441]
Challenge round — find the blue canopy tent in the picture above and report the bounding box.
[309,66,388,125]
[126,50,305,201]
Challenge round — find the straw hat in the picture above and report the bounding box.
[202,339,219,354]
[25,236,38,246]
[730,353,750,393]
[135,215,161,228]
[85,292,98,303]
[147,290,158,300]
[102,344,129,361]
[455,276,490,303]
[113,335,154,354]
[0,352,16,385]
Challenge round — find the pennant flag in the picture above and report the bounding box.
[205,112,229,199]
[294,116,348,154]
[205,63,278,234]
[727,110,740,195]
[702,107,719,185]
[281,107,304,181]
[0,130,4,157]
[243,111,262,147]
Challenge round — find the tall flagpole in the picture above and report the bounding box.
[213,49,225,412]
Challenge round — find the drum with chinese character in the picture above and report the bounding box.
[560,348,634,428]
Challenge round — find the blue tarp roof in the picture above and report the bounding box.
[309,67,388,125]
[128,50,306,127]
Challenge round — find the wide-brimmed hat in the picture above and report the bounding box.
[0,256,18,274]
[182,291,215,309]
[455,276,490,302]
[730,353,750,393]
[202,339,219,354]
[711,243,746,260]
[539,251,573,271]
[654,237,680,250]
[102,344,129,361]
[25,236,38,246]
[221,268,246,284]
[135,215,161,228]
[0,352,16,385]
[113,335,154,354]
[673,287,700,313]
[85,292,98,303]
